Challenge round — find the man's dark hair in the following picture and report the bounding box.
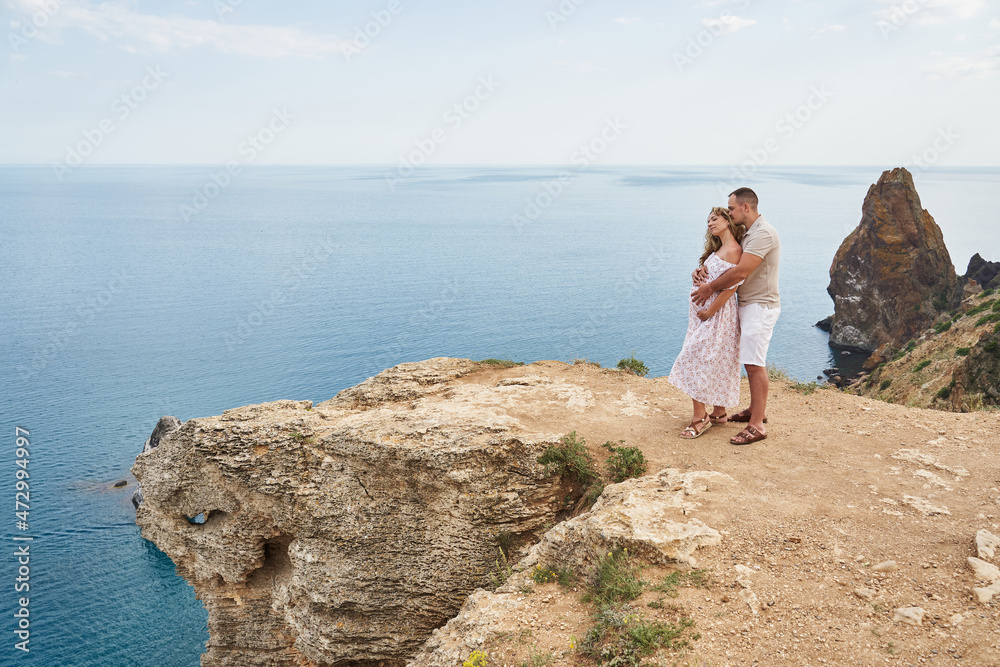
[729,187,759,208]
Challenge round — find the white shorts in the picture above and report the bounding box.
[739,302,780,367]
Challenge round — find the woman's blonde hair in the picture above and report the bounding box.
[699,206,745,266]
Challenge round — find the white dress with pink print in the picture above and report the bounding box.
[668,253,743,408]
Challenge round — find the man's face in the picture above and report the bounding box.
[727,194,746,225]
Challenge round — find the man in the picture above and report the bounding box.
[691,187,780,445]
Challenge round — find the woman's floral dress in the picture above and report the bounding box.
[668,252,742,407]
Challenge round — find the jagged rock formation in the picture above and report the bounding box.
[826,167,958,353]
[132,358,581,667]
[965,253,1000,291]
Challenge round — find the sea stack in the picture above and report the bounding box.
[826,167,958,353]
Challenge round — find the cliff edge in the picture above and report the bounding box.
[135,358,1000,666]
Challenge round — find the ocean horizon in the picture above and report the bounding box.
[2,164,998,665]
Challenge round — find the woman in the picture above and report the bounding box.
[668,207,745,438]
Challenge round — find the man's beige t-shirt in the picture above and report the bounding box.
[737,215,780,308]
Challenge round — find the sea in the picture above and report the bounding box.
[1,165,998,666]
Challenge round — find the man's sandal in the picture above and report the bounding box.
[730,409,767,423]
[709,413,728,424]
[680,415,712,439]
[730,425,767,445]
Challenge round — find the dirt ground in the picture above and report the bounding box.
[451,361,1000,667]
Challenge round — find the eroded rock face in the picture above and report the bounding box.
[827,167,958,352]
[132,358,577,667]
[964,253,1000,291]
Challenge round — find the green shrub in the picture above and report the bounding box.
[602,441,648,483]
[967,300,995,317]
[652,569,714,597]
[588,546,644,607]
[934,320,952,334]
[975,313,1000,327]
[956,347,971,357]
[983,288,996,297]
[880,379,892,390]
[913,360,932,372]
[616,352,649,377]
[790,381,820,395]
[479,358,524,368]
[767,364,791,381]
[937,386,952,400]
[906,340,917,351]
[531,564,576,587]
[538,432,599,486]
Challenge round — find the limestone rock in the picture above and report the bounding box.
[132,358,582,667]
[510,469,735,580]
[854,587,876,601]
[893,607,926,626]
[973,581,1000,604]
[132,415,183,508]
[827,167,958,352]
[975,529,1000,561]
[872,560,898,572]
[967,556,1000,582]
[738,588,761,615]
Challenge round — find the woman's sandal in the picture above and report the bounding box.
[680,415,712,439]
[730,425,767,445]
[730,408,767,423]
[709,413,728,424]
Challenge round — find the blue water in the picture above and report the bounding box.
[1,165,997,666]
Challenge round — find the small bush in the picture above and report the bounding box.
[480,358,524,368]
[913,360,932,372]
[956,347,971,357]
[573,358,601,367]
[531,564,576,587]
[992,297,1000,309]
[880,379,892,390]
[937,386,952,400]
[652,569,714,597]
[588,547,644,608]
[617,352,649,377]
[975,313,1000,327]
[790,381,820,395]
[983,288,996,297]
[766,364,791,381]
[602,441,648,483]
[892,349,906,361]
[906,340,917,351]
[537,432,599,487]
[463,650,488,667]
[934,320,952,334]
[490,547,514,589]
[967,300,995,317]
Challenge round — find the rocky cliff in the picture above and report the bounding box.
[132,358,583,666]
[135,358,1000,666]
[826,167,959,353]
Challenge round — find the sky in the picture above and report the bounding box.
[1,0,998,166]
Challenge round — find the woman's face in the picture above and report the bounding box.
[707,213,729,238]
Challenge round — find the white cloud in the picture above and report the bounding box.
[554,60,609,73]
[925,45,1000,78]
[810,23,847,38]
[7,0,348,59]
[873,0,985,27]
[990,18,1000,30]
[701,15,757,35]
[614,17,642,25]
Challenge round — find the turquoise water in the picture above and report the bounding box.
[1,165,997,665]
